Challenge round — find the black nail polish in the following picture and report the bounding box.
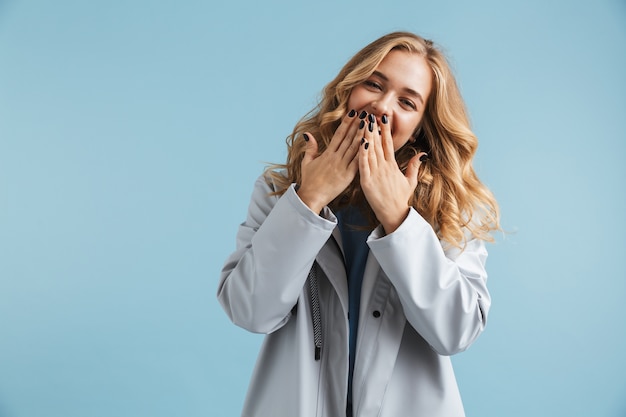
[368,114,375,123]
[364,142,369,150]
[359,111,367,119]
[361,137,365,144]
[382,114,388,124]
[304,133,310,142]
[348,109,356,117]
[359,120,365,129]
[419,153,429,162]
[368,122,374,132]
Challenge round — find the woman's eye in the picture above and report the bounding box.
[364,80,382,90]
[401,99,417,110]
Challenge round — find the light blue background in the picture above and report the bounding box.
[1,1,625,416]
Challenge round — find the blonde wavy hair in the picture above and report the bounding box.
[267,31,500,248]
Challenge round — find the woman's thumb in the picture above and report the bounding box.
[302,133,319,162]
[405,152,428,188]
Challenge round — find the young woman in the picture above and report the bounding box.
[218,31,500,417]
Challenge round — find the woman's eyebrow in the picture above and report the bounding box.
[372,70,424,105]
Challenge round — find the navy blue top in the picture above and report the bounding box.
[336,207,371,417]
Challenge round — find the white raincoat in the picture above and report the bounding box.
[218,173,491,417]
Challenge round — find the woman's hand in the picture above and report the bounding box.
[359,115,427,234]
[297,111,364,214]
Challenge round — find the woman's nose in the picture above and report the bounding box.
[371,94,392,117]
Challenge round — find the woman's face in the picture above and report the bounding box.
[347,50,433,151]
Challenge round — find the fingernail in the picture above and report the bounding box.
[348,109,356,117]
[419,153,429,162]
[304,133,310,142]
[368,114,375,123]
[368,122,374,132]
[361,137,365,144]
[364,142,370,150]
[359,111,367,119]
[359,120,365,129]
[382,114,388,124]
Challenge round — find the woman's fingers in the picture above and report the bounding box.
[338,112,363,160]
[363,114,380,169]
[328,109,359,152]
[379,114,394,160]
[340,116,367,165]
[358,135,370,179]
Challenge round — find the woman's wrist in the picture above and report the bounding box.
[378,206,411,235]
[296,186,327,215]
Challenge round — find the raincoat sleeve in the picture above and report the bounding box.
[367,208,491,356]
[217,174,337,334]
